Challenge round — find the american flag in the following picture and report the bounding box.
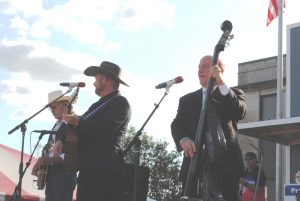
[267,0,286,26]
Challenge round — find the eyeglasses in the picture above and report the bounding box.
[49,105,59,111]
[49,103,67,111]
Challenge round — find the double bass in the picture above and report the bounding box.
[181,20,233,200]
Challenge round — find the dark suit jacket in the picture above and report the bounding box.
[171,87,246,182]
[77,91,131,172]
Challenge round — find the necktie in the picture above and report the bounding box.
[202,89,207,109]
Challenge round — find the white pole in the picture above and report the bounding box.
[276,0,284,200]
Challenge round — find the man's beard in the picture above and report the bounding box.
[95,85,104,96]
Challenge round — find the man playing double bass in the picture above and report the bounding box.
[171,55,246,201]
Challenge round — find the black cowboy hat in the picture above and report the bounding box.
[84,61,129,87]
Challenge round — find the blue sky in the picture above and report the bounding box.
[1,0,300,156]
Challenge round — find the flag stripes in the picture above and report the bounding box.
[267,0,286,26]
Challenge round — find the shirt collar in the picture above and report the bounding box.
[202,86,217,93]
[99,91,119,102]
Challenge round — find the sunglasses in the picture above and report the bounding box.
[244,158,256,161]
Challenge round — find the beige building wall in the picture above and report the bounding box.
[237,55,287,201]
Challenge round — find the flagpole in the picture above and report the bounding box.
[275,0,284,200]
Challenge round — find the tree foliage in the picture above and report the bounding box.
[122,126,182,201]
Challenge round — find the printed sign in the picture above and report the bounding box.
[284,184,300,201]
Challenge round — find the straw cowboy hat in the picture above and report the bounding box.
[48,90,71,105]
[84,61,129,87]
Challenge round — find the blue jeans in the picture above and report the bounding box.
[45,171,77,201]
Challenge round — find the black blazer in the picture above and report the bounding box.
[171,87,246,181]
[77,91,131,172]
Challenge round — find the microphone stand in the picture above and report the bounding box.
[123,87,171,201]
[10,132,48,201]
[7,88,72,201]
[248,141,265,201]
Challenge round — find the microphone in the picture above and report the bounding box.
[60,82,85,88]
[32,130,57,134]
[155,76,184,89]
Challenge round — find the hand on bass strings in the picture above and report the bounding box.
[180,137,196,158]
[209,65,225,86]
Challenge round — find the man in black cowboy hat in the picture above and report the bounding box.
[63,61,131,201]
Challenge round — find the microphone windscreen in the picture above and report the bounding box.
[175,76,184,83]
[78,82,86,87]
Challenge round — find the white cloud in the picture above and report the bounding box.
[116,0,175,32]
[2,0,175,50]
[0,39,102,81]
[98,39,121,53]
[30,18,52,39]
[0,71,92,123]
[3,0,44,17]
[0,36,161,128]
[10,16,30,38]
[0,72,51,120]
[0,39,176,143]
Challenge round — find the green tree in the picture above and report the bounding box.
[122,126,182,201]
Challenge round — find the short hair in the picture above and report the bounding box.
[200,55,225,71]
[244,152,257,160]
[103,74,120,89]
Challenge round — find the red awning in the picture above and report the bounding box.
[0,144,76,200]
[0,143,78,201]
[0,171,40,201]
[0,144,45,201]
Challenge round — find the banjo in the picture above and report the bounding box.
[36,142,52,190]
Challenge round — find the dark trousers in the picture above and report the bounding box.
[181,169,239,201]
[181,177,201,198]
[220,173,240,201]
[77,170,118,201]
[45,171,76,201]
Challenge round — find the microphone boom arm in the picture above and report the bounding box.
[8,88,71,135]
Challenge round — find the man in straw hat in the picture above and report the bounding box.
[32,90,77,201]
[63,61,131,201]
